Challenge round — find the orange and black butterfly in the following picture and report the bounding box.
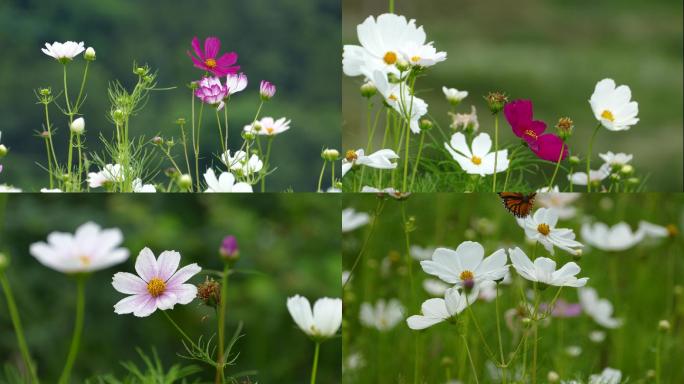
[497,192,536,218]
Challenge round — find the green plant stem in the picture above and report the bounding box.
[310,342,320,384]
[316,160,327,192]
[191,90,198,189]
[492,113,499,192]
[530,285,542,384]
[547,145,566,189]
[462,334,479,384]
[495,284,506,384]
[216,265,230,384]
[66,132,75,189]
[73,61,90,113]
[216,109,226,156]
[655,332,663,384]
[502,144,523,191]
[77,134,83,189]
[58,276,86,384]
[194,103,205,191]
[343,200,385,289]
[409,131,425,191]
[63,65,72,116]
[179,123,192,181]
[0,272,40,384]
[43,103,59,189]
[585,123,602,192]
[162,310,199,350]
[389,0,394,13]
[223,104,229,152]
[261,137,273,192]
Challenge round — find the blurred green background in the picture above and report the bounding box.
[342,0,683,191]
[0,0,340,192]
[0,194,341,383]
[342,193,683,383]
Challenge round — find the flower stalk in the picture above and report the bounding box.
[58,275,86,384]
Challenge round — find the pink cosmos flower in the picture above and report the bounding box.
[259,80,276,101]
[226,73,248,96]
[187,36,239,77]
[504,99,568,162]
[112,247,201,317]
[195,77,228,105]
[540,299,582,318]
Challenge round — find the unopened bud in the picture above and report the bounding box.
[620,164,634,176]
[395,59,410,72]
[658,319,671,332]
[0,144,8,158]
[152,136,163,145]
[484,91,508,114]
[134,67,147,76]
[321,148,340,161]
[419,119,433,131]
[70,117,85,134]
[556,117,574,141]
[0,252,9,271]
[112,109,125,123]
[547,371,560,383]
[39,87,52,96]
[360,81,377,98]
[178,174,192,189]
[84,47,96,61]
[568,155,581,166]
[176,117,186,125]
[627,177,640,186]
[219,235,240,262]
[609,173,620,182]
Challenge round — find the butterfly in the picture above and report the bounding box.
[497,192,536,218]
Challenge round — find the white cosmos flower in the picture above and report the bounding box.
[203,169,253,193]
[589,78,639,131]
[360,299,405,331]
[420,241,508,289]
[581,221,644,252]
[517,208,583,255]
[442,87,468,105]
[40,188,63,193]
[342,208,370,233]
[449,106,479,132]
[133,179,156,193]
[410,245,436,261]
[342,148,399,177]
[535,187,581,220]
[244,117,291,136]
[445,132,509,176]
[509,247,587,287]
[226,73,248,95]
[568,163,610,186]
[220,150,263,176]
[343,13,440,77]
[370,70,428,133]
[112,248,201,317]
[422,278,450,296]
[637,221,670,239]
[599,151,633,167]
[287,295,342,339]
[407,287,473,330]
[41,41,85,62]
[29,221,129,273]
[400,41,447,67]
[589,368,622,384]
[87,164,124,188]
[0,184,22,192]
[579,288,622,329]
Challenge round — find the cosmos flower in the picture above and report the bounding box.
[41,41,85,62]
[449,106,479,132]
[133,179,156,193]
[579,287,622,328]
[203,169,253,193]
[444,132,509,176]
[220,150,263,176]
[342,208,370,233]
[370,70,428,133]
[40,188,63,193]
[420,241,508,290]
[342,148,399,177]
[568,164,610,186]
[287,295,342,339]
[589,78,638,131]
[187,37,239,77]
[112,247,201,317]
[535,186,581,220]
[259,80,276,100]
[581,221,644,252]
[87,164,124,188]
[406,287,473,330]
[422,278,450,296]
[410,245,436,261]
[225,73,248,95]
[509,247,588,287]
[442,87,468,105]
[588,367,622,384]
[360,299,405,331]
[599,151,633,168]
[539,299,582,318]
[517,208,583,255]
[504,99,568,162]
[244,117,291,136]
[30,222,128,273]
[195,77,228,105]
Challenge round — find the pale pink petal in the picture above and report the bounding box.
[112,272,148,295]
[157,251,181,281]
[114,294,149,315]
[166,263,201,287]
[135,247,158,281]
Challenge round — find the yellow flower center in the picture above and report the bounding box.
[388,94,398,101]
[460,270,474,281]
[601,110,615,122]
[471,156,482,165]
[345,150,358,162]
[204,58,217,68]
[537,223,551,236]
[410,56,421,63]
[383,51,397,65]
[266,127,274,134]
[524,129,538,140]
[79,256,91,266]
[147,277,166,297]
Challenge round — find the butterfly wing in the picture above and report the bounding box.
[497,192,536,218]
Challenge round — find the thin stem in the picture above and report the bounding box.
[261,137,273,192]
[62,65,72,116]
[316,160,327,192]
[547,143,566,189]
[73,61,90,113]
[462,334,480,384]
[216,265,230,384]
[409,131,425,191]
[179,122,192,180]
[194,103,205,191]
[585,123,602,192]
[492,113,499,192]
[389,0,395,13]
[655,332,663,384]
[216,109,226,156]
[191,90,198,188]
[58,276,86,384]
[503,144,523,191]
[77,134,83,189]
[162,310,196,348]
[530,285,542,384]
[496,284,506,384]
[343,200,385,289]
[0,273,40,383]
[310,342,320,384]
[67,132,75,188]
[223,103,229,152]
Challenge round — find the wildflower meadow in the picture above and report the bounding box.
[342,192,683,383]
[0,194,341,383]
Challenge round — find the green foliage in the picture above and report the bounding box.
[87,348,202,384]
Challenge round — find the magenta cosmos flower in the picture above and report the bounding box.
[195,77,228,105]
[259,80,276,101]
[112,247,201,317]
[187,36,239,77]
[504,99,568,162]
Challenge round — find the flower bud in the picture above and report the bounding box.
[334,181,343,189]
[395,59,410,72]
[39,87,52,96]
[627,177,640,186]
[219,235,239,262]
[0,252,9,271]
[112,109,125,123]
[70,117,85,134]
[484,91,508,114]
[321,148,340,161]
[134,66,147,76]
[620,164,634,176]
[521,317,532,325]
[572,249,583,261]
[658,319,671,332]
[242,131,256,141]
[547,371,560,383]
[164,167,179,178]
[609,173,620,182]
[152,136,163,145]
[84,47,96,61]
[440,356,453,367]
[178,174,192,189]
[419,119,433,131]
[175,118,186,125]
[197,277,221,308]
[0,144,8,158]
[568,155,580,166]
[556,117,574,141]
[360,81,377,98]
[259,80,276,101]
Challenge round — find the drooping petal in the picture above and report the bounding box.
[531,134,568,162]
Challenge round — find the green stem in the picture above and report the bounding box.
[77,134,83,190]
[496,284,506,383]
[503,144,523,191]
[73,61,90,114]
[58,276,86,384]
[585,123,602,192]
[310,342,320,384]
[343,200,385,289]
[216,109,226,157]
[547,144,566,189]
[195,103,205,191]
[260,137,273,192]
[409,131,425,191]
[191,90,198,189]
[67,132,75,188]
[0,273,40,383]
[316,160,327,192]
[179,122,192,181]
[389,0,394,13]
[223,103,229,152]
[216,265,230,384]
[492,113,499,192]
[62,65,72,116]
[462,334,479,384]
[655,332,663,384]
[162,310,199,349]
